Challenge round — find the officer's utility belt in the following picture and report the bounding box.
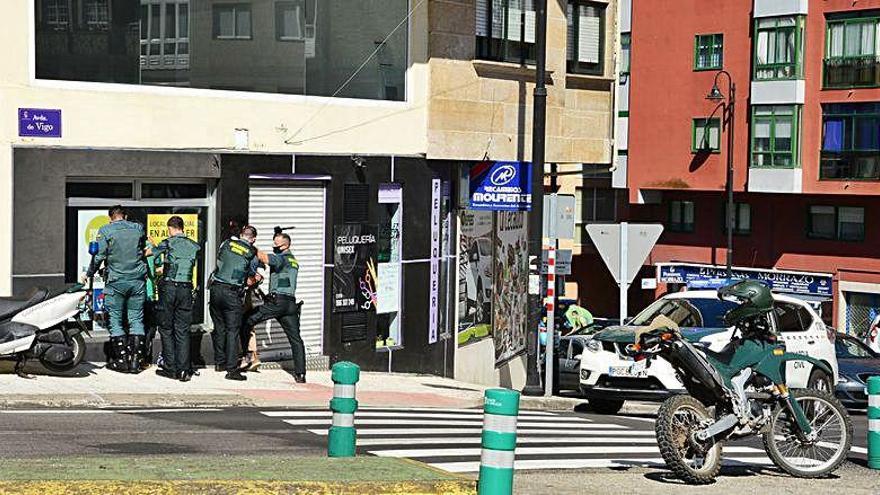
[212,281,243,291]
[267,292,296,303]
[160,279,193,288]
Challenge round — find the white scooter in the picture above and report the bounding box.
[0,243,97,377]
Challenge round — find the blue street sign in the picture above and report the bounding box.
[18,108,62,138]
[469,161,532,211]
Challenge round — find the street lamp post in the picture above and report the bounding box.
[706,71,735,277]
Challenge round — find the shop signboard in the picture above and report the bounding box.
[657,263,833,298]
[429,178,441,344]
[469,161,532,211]
[332,224,378,313]
[18,108,62,138]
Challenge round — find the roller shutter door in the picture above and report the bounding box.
[247,182,326,360]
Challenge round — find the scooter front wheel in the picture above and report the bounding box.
[655,394,722,485]
[40,332,86,373]
[762,388,852,478]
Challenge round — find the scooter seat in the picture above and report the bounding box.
[0,288,50,321]
[0,321,37,344]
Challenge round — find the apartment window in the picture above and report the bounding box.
[42,0,70,28]
[694,34,723,70]
[34,0,407,101]
[83,0,109,29]
[825,15,880,88]
[755,16,804,80]
[475,0,536,65]
[567,1,605,75]
[213,3,252,40]
[821,103,880,180]
[808,206,865,241]
[140,1,190,70]
[575,187,616,244]
[620,33,631,75]
[723,202,751,235]
[751,105,799,168]
[276,1,305,41]
[692,118,721,152]
[668,200,695,233]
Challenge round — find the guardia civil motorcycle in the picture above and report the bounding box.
[628,280,852,484]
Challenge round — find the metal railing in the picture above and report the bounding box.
[824,56,880,88]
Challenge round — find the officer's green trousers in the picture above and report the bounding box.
[104,279,146,337]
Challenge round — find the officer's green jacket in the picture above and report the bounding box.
[151,233,201,284]
[267,249,299,297]
[211,237,257,287]
[87,220,147,283]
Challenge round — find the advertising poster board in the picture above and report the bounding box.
[493,211,529,366]
[333,224,378,313]
[146,214,200,293]
[77,210,110,314]
[457,210,494,347]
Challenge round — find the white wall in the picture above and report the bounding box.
[0,1,429,296]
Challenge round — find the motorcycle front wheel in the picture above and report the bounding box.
[656,394,722,484]
[762,388,852,478]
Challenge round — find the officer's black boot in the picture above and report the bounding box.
[106,336,128,373]
[128,335,146,374]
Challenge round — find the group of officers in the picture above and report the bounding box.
[84,205,306,383]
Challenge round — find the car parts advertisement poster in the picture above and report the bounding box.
[332,224,378,313]
[493,211,529,366]
[457,210,493,347]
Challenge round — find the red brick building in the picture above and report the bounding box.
[618,0,880,336]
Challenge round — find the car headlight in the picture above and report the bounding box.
[585,339,601,352]
[838,375,855,385]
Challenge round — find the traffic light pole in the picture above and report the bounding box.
[523,0,548,397]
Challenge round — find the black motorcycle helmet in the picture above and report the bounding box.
[717,279,773,327]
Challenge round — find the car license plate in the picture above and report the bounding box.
[608,362,647,378]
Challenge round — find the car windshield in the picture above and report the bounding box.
[835,337,878,359]
[629,297,738,328]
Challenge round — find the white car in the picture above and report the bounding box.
[866,314,880,354]
[579,290,839,414]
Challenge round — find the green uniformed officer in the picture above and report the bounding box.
[209,225,266,381]
[84,205,148,374]
[242,232,306,383]
[149,216,201,382]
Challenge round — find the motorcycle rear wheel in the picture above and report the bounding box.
[762,388,852,478]
[656,394,722,485]
[40,333,86,373]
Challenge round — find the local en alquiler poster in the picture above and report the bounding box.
[146,214,200,293]
[457,210,493,347]
[333,224,378,313]
[493,211,529,366]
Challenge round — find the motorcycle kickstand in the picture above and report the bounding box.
[14,356,35,380]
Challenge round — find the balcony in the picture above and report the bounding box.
[824,56,880,89]
[820,151,880,180]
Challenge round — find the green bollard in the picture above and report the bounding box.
[869,376,879,469]
[328,361,360,458]
[478,388,520,495]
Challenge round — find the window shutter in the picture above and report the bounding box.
[578,6,600,64]
[524,0,536,44]
[476,0,488,37]
[507,0,523,42]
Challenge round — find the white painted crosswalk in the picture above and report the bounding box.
[259,407,776,473]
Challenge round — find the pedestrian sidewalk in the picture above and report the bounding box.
[0,361,605,411]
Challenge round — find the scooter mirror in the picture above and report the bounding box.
[88,241,99,256]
